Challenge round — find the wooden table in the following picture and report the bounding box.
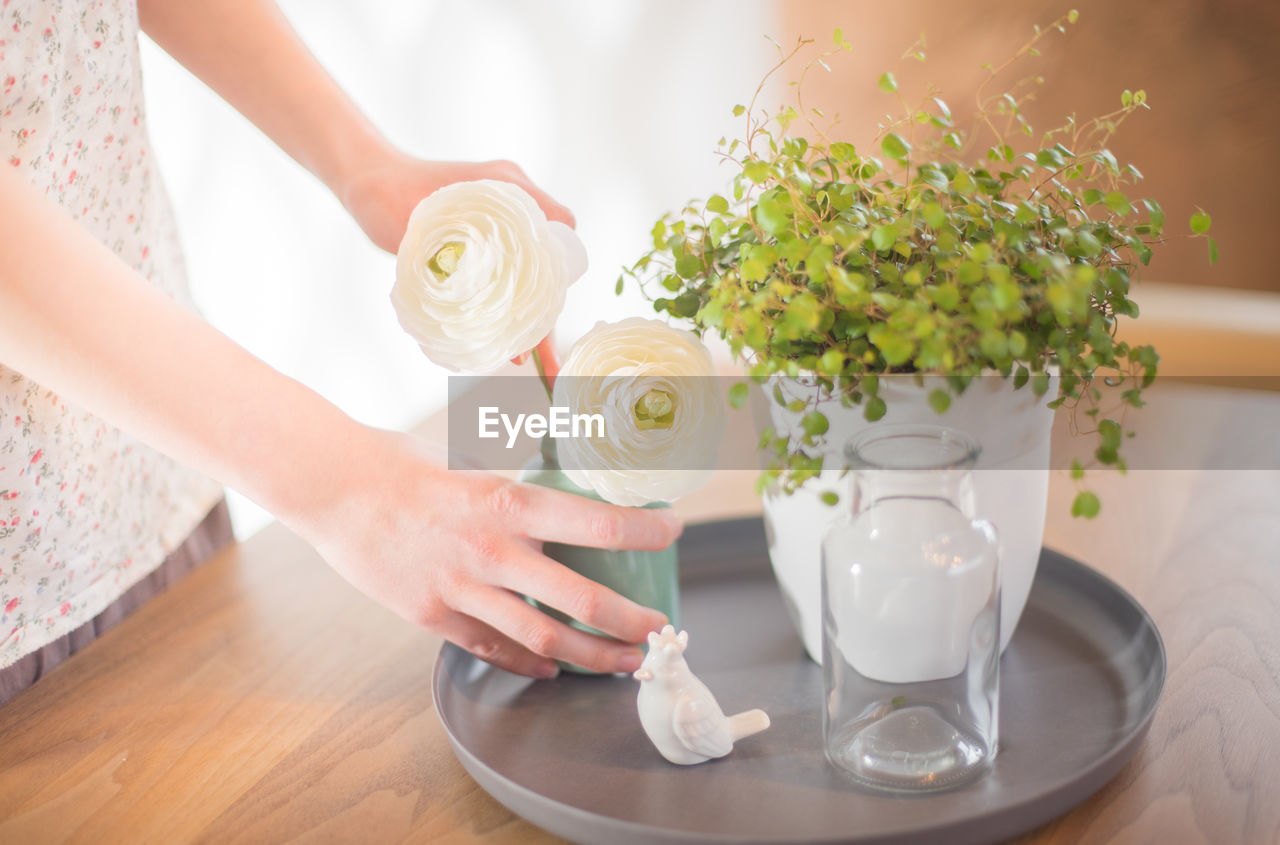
[1,381,1277,844]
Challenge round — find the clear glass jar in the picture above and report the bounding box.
[821,424,1000,792]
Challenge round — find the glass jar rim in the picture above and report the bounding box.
[843,424,981,471]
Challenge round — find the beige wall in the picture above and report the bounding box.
[777,0,1280,292]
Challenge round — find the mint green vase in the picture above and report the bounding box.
[520,436,680,675]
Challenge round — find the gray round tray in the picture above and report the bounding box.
[433,517,1165,845]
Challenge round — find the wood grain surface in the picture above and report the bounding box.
[0,381,1276,844]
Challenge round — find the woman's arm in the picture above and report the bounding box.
[135,0,572,251]
[0,168,675,677]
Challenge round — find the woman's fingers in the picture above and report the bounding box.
[454,587,646,675]
[508,335,557,381]
[484,480,683,551]
[441,611,559,679]
[521,183,575,228]
[480,160,575,228]
[496,545,666,644]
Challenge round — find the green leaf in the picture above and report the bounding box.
[1141,198,1166,229]
[864,395,887,422]
[871,224,897,252]
[1068,9,1079,23]
[754,195,790,236]
[728,382,750,410]
[744,160,771,184]
[1073,231,1102,258]
[1071,491,1101,519]
[1093,149,1119,173]
[1070,459,1084,480]
[671,292,700,317]
[918,165,949,190]
[732,104,746,117]
[928,389,951,415]
[802,411,829,438]
[823,343,849,369]
[1104,191,1133,216]
[1035,148,1065,168]
[649,220,667,250]
[868,325,914,366]
[1098,418,1123,450]
[806,244,835,282]
[1208,237,1219,264]
[878,71,898,94]
[931,283,960,311]
[740,258,767,283]
[675,253,702,279]
[1190,210,1212,234]
[705,194,729,214]
[820,491,840,506]
[979,330,1009,361]
[957,260,984,285]
[991,278,1021,310]
[785,294,823,332]
[1032,370,1051,397]
[881,132,911,161]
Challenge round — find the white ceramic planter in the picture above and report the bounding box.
[759,374,1056,664]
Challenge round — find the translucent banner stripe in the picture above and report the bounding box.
[446,376,1280,472]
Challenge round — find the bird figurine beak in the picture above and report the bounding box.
[633,668,654,681]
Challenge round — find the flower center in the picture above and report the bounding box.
[633,389,676,430]
[427,241,466,279]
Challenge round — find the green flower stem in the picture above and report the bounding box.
[531,346,553,401]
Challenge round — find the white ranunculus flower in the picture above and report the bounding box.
[554,318,726,507]
[392,180,588,372]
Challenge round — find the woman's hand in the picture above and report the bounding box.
[291,426,680,679]
[1,170,664,681]
[339,147,576,255]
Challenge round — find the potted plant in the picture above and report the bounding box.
[619,13,1216,661]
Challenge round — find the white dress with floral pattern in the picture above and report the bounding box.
[0,0,224,668]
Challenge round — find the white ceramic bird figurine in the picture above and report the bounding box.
[632,625,771,765]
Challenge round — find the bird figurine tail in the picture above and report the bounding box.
[728,709,771,743]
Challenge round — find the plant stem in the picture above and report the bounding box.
[532,346,553,401]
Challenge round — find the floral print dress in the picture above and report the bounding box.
[0,0,224,669]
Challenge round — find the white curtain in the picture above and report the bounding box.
[141,0,778,536]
